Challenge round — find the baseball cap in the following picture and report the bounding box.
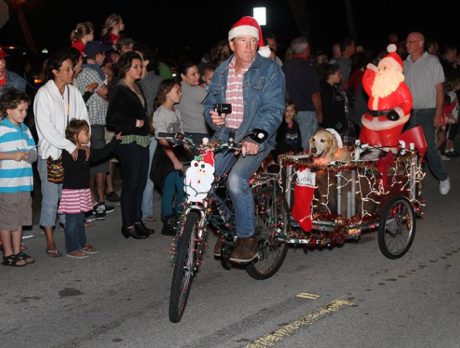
[84,41,110,57]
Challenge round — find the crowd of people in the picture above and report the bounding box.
[0,13,459,266]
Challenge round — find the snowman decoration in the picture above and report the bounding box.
[184,150,215,203]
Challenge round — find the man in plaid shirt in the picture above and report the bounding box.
[75,41,116,220]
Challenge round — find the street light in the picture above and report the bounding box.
[253,7,266,26]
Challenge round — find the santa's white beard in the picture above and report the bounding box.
[371,70,404,98]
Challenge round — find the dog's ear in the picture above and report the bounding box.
[331,139,338,156]
[308,135,315,154]
[328,135,338,157]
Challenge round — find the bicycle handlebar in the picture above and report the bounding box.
[158,129,268,154]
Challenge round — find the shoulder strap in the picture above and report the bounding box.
[66,85,70,125]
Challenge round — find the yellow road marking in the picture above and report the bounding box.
[245,299,353,348]
[295,292,320,300]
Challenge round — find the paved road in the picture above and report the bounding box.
[2,159,460,348]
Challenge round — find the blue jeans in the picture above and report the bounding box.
[408,109,448,181]
[37,157,64,227]
[214,146,271,238]
[296,111,318,151]
[161,171,185,218]
[64,213,86,253]
[142,137,157,219]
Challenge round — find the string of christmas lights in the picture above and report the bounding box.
[279,150,425,237]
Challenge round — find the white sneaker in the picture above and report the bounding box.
[439,178,451,195]
[441,154,451,161]
[440,152,450,161]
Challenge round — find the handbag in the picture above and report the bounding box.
[46,156,64,184]
[46,86,70,184]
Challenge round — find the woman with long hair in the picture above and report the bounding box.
[100,14,125,51]
[106,52,153,239]
[70,21,94,56]
[175,62,209,145]
[33,49,89,257]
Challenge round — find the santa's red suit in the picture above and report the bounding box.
[359,44,413,147]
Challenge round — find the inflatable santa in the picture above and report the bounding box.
[359,44,413,148]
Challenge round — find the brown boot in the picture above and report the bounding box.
[229,236,258,263]
[214,237,224,257]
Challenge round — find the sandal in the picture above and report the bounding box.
[45,249,62,257]
[17,251,35,264]
[81,244,98,254]
[2,254,27,267]
[66,250,88,259]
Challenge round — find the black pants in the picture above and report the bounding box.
[116,143,149,226]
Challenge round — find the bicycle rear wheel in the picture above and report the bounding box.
[169,211,201,323]
[246,185,289,280]
[378,196,416,259]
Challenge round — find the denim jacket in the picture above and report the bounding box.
[203,54,285,151]
[0,70,27,97]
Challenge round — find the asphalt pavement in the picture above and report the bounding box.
[2,153,460,348]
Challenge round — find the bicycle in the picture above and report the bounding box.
[163,131,289,323]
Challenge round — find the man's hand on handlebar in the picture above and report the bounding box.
[241,140,259,157]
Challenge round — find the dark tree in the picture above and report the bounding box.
[288,0,311,41]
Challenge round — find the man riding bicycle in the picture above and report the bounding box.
[203,16,286,263]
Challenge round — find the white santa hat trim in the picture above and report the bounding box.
[228,25,259,42]
[387,43,397,53]
[381,43,403,71]
[326,128,343,148]
[258,45,272,58]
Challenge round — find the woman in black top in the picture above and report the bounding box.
[106,52,153,239]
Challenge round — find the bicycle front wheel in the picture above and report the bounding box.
[247,185,289,280]
[169,211,201,323]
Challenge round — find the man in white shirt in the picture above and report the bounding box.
[404,31,450,195]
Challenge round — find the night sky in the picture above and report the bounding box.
[1,0,458,62]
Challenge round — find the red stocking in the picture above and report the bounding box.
[291,176,315,232]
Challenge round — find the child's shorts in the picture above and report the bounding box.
[0,192,32,230]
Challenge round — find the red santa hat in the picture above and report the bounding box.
[228,16,271,58]
[202,150,214,167]
[0,47,8,60]
[381,44,403,71]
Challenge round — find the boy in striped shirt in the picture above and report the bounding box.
[0,88,37,266]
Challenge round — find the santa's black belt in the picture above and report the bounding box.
[368,109,392,116]
[368,109,400,121]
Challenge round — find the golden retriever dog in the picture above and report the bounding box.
[309,128,351,165]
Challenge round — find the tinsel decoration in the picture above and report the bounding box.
[279,150,425,237]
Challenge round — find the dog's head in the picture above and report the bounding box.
[309,129,338,160]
